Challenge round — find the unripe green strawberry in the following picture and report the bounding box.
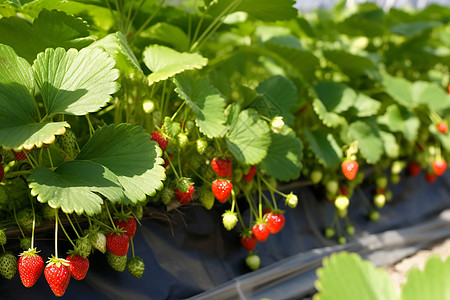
[233,168,243,182]
[17,209,37,234]
[20,237,32,251]
[245,253,260,271]
[200,189,215,210]
[75,237,92,258]
[0,253,17,279]
[0,229,6,245]
[285,192,298,208]
[375,176,388,189]
[57,129,78,159]
[196,139,208,155]
[325,180,339,195]
[131,204,144,220]
[337,236,347,245]
[0,148,14,163]
[369,210,380,222]
[325,227,335,238]
[176,177,193,193]
[391,160,405,175]
[334,195,349,211]
[345,225,355,236]
[127,256,145,279]
[177,133,189,150]
[160,187,174,205]
[42,205,57,220]
[222,211,238,231]
[88,231,106,254]
[106,251,127,272]
[310,169,323,184]
[373,193,386,208]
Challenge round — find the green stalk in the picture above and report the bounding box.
[30,196,36,249]
[65,213,81,239]
[234,196,246,229]
[55,209,59,258]
[130,237,135,257]
[105,203,117,231]
[130,0,167,43]
[13,207,25,238]
[58,217,76,248]
[165,152,180,180]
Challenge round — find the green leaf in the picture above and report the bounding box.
[0,43,70,150]
[304,129,342,169]
[226,109,271,165]
[0,10,94,63]
[379,131,400,159]
[141,22,189,52]
[391,21,441,38]
[348,121,384,164]
[88,31,143,75]
[378,104,420,142]
[401,255,450,300]
[76,124,166,204]
[174,73,228,138]
[314,252,397,300]
[29,161,123,215]
[352,93,381,117]
[259,127,303,181]
[208,0,297,22]
[324,50,376,77]
[312,82,356,128]
[32,47,119,116]
[382,75,450,111]
[251,75,298,126]
[142,45,208,85]
[28,124,166,215]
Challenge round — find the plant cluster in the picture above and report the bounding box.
[0,0,449,296]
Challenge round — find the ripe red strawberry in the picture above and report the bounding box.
[437,122,448,134]
[425,172,437,183]
[174,185,194,205]
[432,159,447,176]
[243,165,257,183]
[13,150,27,161]
[150,131,168,151]
[113,216,137,238]
[264,210,285,234]
[0,165,3,182]
[240,231,257,251]
[211,179,233,203]
[408,162,421,177]
[44,257,71,297]
[341,160,359,180]
[105,231,129,256]
[66,255,89,280]
[18,249,44,287]
[211,157,233,178]
[252,222,270,242]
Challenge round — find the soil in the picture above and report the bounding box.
[384,238,450,294]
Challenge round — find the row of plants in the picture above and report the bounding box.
[0,0,449,296]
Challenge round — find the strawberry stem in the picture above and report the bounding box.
[13,207,25,238]
[234,196,246,229]
[230,189,236,213]
[86,115,95,137]
[257,176,263,219]
[55,209,59,259]
[165,152,180,180]
[171,100,186,122]
[214,138,222,155]
[58,217,76,248]
[90,218,114,232]
[46,148,54,169]
[104,203,117,231]
[130,237,135,258]
[243,190,258,220]
[65,213,81,239]
[30,195,36,250]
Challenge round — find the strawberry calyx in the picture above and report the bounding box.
[46,256,70,268]
[19,247,40,257]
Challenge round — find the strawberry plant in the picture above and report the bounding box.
[0,0,449,297]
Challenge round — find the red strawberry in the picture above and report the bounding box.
[150,131,168,151]
[252,222,270,242]
[408,162,421,177]
[44,257,71,297]
[437,122,448,134]
[18,249,44,288]
[66,255,89,280]
[211,179,233,203]
[0,165,3,182]
[341,160,359,180]
[425,172,437,183]
[243,165,257,183]
[13,150,27,161]
[264,211,285,234]
[174,185,195,205]
[211,157,233,178]
[432,159,447,176]
[240,231,257,251]
[340,187,349,196]
[113,217,137,238]
[105,231,129,256]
